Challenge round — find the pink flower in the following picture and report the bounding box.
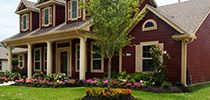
[85,79,93,83]
[127,82,132,86]
[134,82,142,87]
[103,80,109,84]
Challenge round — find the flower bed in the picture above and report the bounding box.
[82,88,137,100]
[0,71,21,84]
[13,72,190,93]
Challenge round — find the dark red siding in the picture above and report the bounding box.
[55,5,65,26]
[122,11,182,83]
[32,12,39,31]
[188,14,210,84]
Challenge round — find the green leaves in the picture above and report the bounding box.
[85,0,140,58]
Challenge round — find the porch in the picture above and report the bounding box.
[6,28,93,80]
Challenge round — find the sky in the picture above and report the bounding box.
[0,0,188,41]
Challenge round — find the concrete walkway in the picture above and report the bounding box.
[0,81,15,86]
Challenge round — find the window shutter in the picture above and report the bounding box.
[26,14,29,30]
[49,7,52,25]
[78,0,81,18]
[42,9,45,26]
[68,1,71,20]
[136,45,142,72]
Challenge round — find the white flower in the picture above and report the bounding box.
[140,80,144,83]
[163,51,167,54]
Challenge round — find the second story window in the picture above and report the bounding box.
[42,7,52,27]
[21,14,29,31]
[68,0,81,21]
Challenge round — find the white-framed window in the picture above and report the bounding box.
[34,48,42,71]
[44,47,47,71]
[91,43,104,73]
[136,41,163,72]
[142,19,157,31]
[18,54,25,69]
[21,14,29,31]
[42,7,52,27]
[68,0,81,20]
[75,43,80,72]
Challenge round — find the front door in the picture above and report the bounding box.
[57,49,70,76]
[60,51,68,75]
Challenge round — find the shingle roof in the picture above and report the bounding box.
[4,20,90,41]
[157,0,210,33]
[16,0,39,12]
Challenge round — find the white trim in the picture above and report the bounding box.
[21,14,29,32]
[75,43,80,72]
[142,19,157,31]
[18,54,25,69]
[90,43,104,73]
[56,40,72,77]
[42,7,52,27]
[43,47,47,71]
[34,48,42,72]
[70,0,79,21]
[135,41,164,72]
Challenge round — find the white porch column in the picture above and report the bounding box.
[46,41,52,75]
[79,37,86,80]
[7,46,12,72]
[27,44,32,79]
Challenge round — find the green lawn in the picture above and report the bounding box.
[0,84,210,100]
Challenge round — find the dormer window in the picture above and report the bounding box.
[142,19,157,31]
[42,7,52,27]
[21,14,29,31]
[68,0,81,21]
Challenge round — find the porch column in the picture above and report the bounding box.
[27,44,32,79]
[79,37,86,80]
[46,41,52,75]
[7,46,12,72]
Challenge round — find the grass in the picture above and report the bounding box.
[0,84,210,100]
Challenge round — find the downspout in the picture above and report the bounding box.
[172,33,197,85]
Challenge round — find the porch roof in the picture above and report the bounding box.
[4,20,91,46]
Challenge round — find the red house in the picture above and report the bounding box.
[3,0,210,85]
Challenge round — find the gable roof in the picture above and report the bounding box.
[157,0,210,34]
[16,0,39,13]
[36,0,65,5]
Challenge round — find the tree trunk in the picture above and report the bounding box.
[108,57,112,79]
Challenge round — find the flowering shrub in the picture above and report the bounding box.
[82,88,137,100]
[0,71,21,83]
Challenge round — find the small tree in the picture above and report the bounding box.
[84,0,144,79]
[149,45,170,86]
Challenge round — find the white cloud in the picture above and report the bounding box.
[0,0,189,41]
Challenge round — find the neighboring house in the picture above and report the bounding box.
[0,47,8,72]
[3,0,210,85]
[0,47,27,72]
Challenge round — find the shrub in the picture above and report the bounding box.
[150,45,170,86]
[161,81,172,88]
[82,88,137,100]
[32,72,46,79]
